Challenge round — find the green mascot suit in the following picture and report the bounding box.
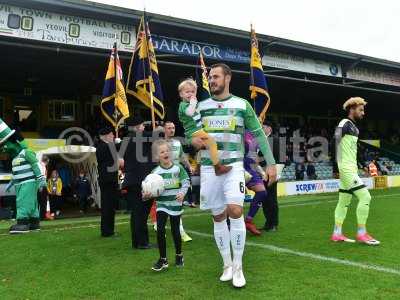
[0,119,47,234]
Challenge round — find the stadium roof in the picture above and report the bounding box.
[7,0,400,72]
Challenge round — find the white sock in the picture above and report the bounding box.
[357,226,367,235]
[179,219,185,235]
[229,216,246,267]
[333,224,342,235]
[213,219,232,267]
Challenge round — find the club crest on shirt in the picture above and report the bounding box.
[228,108,236,115]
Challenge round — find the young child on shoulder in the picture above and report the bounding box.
[177,78,231,176]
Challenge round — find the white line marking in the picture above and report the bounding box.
[0,212,209,236]
[279,200,336,208]
[185,229,400,276]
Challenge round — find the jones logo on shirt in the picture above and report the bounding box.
[164,178,180,189]
[203,116,236,131]
[13,158,24,165]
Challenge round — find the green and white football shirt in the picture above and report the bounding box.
[151,163,190,216]
[168,138,184,165]
[197,94,275,167]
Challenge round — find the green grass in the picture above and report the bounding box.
[1,188,400,299]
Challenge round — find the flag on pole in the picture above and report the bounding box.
[249,25,270,124]
[101,43,130,128]
[126,15,165,121]
[195,51,211,101]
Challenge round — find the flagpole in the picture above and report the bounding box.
[250,23,256,111]
[113,42,119,139]
[143,11,156,130]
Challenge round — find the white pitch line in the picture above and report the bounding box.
[279,200,336,208]
[185,229,400,276]
[0,212,209,236]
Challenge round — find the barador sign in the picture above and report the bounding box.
[152,34,250,63]
[0,4,135,51]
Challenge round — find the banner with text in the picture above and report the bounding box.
[347,67,400,87]
[152,35,342,77]
[262,51,342,77]
[152,34,250,63]
[0,3,344,78]
[277,178,374,196]
[0,3,135,52]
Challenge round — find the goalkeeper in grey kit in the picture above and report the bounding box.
[142,139,190,271]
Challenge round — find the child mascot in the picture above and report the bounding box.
[0,118,47,234]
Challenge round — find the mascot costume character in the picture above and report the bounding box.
[0,118,47,234]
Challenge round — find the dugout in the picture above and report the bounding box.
[37,145,100,205]
[0,0,400,155]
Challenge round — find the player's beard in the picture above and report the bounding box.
[211,83,225,96]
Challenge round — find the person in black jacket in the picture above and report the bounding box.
[96,127,121,237]
[306,163,317,180]
[73,169,92,214]
[123,116,162,249]
[258,124,280,232]
[295,162,305,180]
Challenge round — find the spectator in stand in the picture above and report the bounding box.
[47,170,63,217]
[73,169,92,214]
[284,155,291,167]
[295,162,305,180]
[365,150,374,162]
[368,160,379,177]
[57,163,72,207]
[38,156,49,220]
[306,163,317,180]
[380,163,389,175]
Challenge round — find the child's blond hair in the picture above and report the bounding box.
[152,139,171,161]
[178,78,197,92]
[343,97,367,111]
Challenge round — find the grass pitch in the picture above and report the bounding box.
[1,188,400,299]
